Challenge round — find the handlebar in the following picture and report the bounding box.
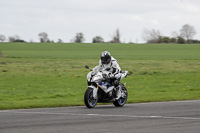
[85,65,92,71]
[127,71,133,76]
[85,65,133,76]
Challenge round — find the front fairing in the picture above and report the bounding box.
[87,71,98,82]
[97,82,114,93]
[91,72,103,82]
[120,71,128,80]
[87,71,92,82]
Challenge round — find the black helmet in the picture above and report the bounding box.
[101,51,111,64]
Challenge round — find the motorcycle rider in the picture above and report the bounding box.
[93,51,122,100]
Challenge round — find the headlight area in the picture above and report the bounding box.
[92,75,102,82]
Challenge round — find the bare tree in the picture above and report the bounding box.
[72,33,85,43]
[171,31,181,39]
[142,28,161,43]
[9,36,15,42]
[180,24,196,41]
[57,39,63,43]
[92,36,104,43]
[8,35,22,42]
[111,28,121,43]
[38,32,49,43]
[0,34,6,42]
[142,28,151,42]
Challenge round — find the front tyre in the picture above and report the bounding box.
[113,86,128,107]
[84,88,97,108]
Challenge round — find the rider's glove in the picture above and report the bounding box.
[102,73,107,78]
[108,73,114,78]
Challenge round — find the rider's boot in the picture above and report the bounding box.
[115,86,122,100]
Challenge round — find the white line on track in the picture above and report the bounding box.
[1,110,200,120]
[132,100,200,105]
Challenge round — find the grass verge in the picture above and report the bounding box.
[0,43,200,109]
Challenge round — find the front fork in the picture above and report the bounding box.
[87,85,98,99]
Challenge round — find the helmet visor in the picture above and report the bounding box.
[101,57,108,64]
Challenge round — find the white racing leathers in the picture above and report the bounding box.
[94,57,121,79]
[93,57,122,99]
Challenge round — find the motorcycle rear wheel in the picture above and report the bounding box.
[84,88,97,108]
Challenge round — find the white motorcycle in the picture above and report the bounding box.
[84,65,131,108]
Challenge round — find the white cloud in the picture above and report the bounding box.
[0,0,200,43]
[169,16,181,20]
[183,4,200,12]
[130,16,144,21]
[150,19,160,25]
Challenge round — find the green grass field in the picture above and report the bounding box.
[0,43,200,109]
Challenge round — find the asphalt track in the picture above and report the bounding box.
[0,100,200,133]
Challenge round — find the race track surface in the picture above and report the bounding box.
[0,100,200,133]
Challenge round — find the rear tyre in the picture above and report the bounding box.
[113,86,128,107]
[84,88,97,108]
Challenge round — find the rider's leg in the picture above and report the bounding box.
[113,79,122,100]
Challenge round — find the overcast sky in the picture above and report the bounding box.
[0,0,200,43]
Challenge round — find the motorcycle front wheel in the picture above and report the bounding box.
[84,88,97,108]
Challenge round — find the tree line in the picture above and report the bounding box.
[0,24,199,44]
[142,24,199,44]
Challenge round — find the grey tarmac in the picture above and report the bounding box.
[0,100,200,133]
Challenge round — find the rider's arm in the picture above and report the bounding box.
[111,61,121,78]
[112,61,121,74]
